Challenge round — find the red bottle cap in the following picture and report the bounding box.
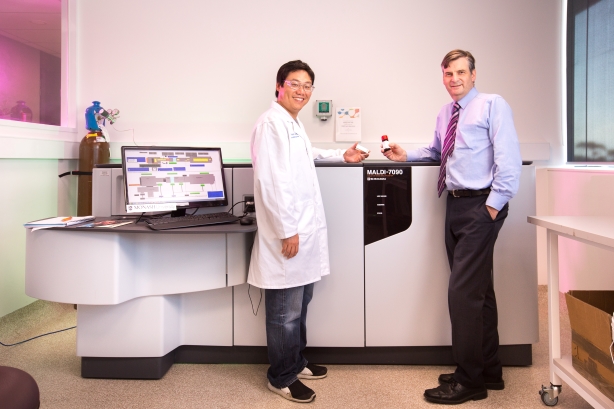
[381,135,389,141]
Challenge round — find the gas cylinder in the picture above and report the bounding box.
[77,101,110,216]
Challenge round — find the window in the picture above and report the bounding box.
[567,0,614,162]
[0,1,61,126]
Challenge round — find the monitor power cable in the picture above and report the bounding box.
[135,212,146,224]
[227,200,247,215]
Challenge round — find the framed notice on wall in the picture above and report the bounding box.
[335,107,361,142]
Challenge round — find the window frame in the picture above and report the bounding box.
[566,0,614,164]
[0,0,77,138]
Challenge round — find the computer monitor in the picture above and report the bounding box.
[121,146,229,216]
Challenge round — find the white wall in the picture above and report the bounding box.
[0,159,59,315]
[0,0,565,318]
[536,167,614,288]
[77,0,562,162]
[0,124,78,317]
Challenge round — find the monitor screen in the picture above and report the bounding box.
[121,146,229,212]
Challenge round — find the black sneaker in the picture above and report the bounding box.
[267,379,316,403]
[297,363,328,380]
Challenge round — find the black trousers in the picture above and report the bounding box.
[445,193,508,388]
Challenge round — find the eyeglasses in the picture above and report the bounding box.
[284,80,315,92]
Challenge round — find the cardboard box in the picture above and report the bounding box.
[566,291,614,401]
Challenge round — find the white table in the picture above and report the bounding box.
[25,221,256,379]
[528,216,614,408]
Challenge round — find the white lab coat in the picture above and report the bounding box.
[248,101,346,289]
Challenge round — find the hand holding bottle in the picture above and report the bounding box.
[381,135,391,152]
[344,142,370,163]
[380,135,407,162]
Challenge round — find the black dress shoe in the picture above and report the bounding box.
[438,373,505,390]
[424,380,487,404]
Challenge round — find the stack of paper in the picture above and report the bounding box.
[24,216,95,230]
[77,220,133,228]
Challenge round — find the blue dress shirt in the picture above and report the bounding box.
[406,87,522,210]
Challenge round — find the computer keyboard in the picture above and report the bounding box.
[145,212,240,230]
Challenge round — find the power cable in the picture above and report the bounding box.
[0,326,76,347]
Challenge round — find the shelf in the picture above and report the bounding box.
[553,356,614,409]
[528,216,614,409]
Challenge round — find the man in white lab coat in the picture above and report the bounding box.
[249,60,368,403]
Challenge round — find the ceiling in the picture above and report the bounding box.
[0,0,61,57]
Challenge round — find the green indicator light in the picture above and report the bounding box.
[170,162,177,164]
[190,192,200,195]
[168,172,177,175]
[143,173,152,175]
[199,172,210,174]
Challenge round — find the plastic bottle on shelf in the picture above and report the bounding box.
[10,100,33,122]
[381,135,391,152]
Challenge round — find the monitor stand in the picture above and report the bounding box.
[170,208,187,218]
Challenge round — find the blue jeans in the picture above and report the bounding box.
[265,283,314,388]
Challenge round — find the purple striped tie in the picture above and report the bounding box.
[437,102,461,197]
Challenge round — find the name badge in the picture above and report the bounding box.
[290,132,301,138]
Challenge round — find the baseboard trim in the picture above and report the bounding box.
[81,344,531,379]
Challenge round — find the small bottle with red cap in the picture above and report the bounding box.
[381,135,391,152]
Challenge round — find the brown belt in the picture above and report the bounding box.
[448,188,491,198]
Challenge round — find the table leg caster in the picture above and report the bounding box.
[539,383,562,406]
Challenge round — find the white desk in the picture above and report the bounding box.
[528,216,614,408]
[25,220,256,378]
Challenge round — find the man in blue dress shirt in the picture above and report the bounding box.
[383,49,522,405]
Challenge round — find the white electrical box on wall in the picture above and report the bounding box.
[315,100,333,121]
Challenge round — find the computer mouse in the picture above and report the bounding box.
[240,217,254,226]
